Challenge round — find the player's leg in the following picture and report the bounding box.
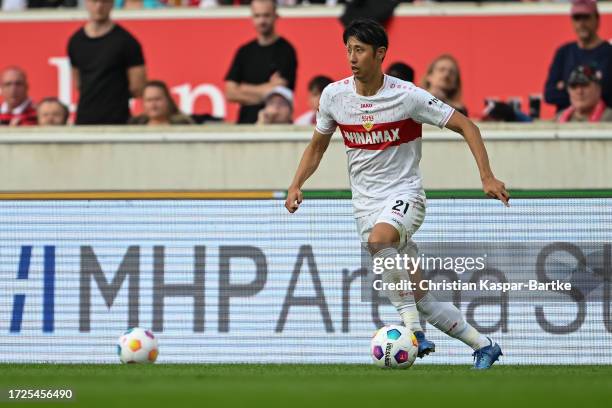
[409,258,503,368]
[368,222,422,334]
[369,195,501,368]
[366,196,434,357]
[396,240,435,357]
[414,290,490,349]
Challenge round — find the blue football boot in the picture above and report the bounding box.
[414,331,435,358]
[472,337,503,369]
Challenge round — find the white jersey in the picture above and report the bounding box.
[315,75,454,218]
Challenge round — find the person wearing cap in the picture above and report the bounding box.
[225,0,298,124]
[557,64,612,122]
[256,86,293,125]
[545,0,612,112]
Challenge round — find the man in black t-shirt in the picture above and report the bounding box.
[225,0,298,124]
[68,0,146,125]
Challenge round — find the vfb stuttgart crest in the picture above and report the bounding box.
[362,114,375,131]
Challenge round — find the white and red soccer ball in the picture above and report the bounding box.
[371,324,418,369]
[117,327,159,364]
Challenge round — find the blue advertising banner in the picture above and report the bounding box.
[0,199,610,364]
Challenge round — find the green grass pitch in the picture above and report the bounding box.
[1,364,611,408]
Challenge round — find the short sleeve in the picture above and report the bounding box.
[225,47,243,83]
[315,86,337,135]
[124,32,145,68]
[280,42,298,90]
[67,33,78,68]
[405,86,455,129]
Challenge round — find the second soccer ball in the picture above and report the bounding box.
[117,327,159,364]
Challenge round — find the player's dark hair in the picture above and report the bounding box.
[308,75,333,94]
[342,18,388,52]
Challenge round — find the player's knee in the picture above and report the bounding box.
[368,223,400,254]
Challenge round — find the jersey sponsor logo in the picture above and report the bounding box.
[360,103,373,109]
[344,128,399,145]
[338,118,422,150]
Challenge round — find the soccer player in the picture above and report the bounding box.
[285,19,508,369]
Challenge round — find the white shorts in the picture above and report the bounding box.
[356,194,426,254]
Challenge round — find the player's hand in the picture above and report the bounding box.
[482,175,510,207]
[285,186,303,213]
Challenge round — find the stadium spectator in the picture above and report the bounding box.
[225,0,298,124]
[292,0,343,4]
[0,67,37,126]
[27,0,77,7]
[545,0,612,112]
[129,81,194,125]
[68,0,147,125]
[556,64,612,122]
[201,0,250,5]
[203,0,344,5]
[256,86,294,125]
[36,97,69,126]
[386,61,415,83]
[421,54,468,116]
[114,0,162,8]
[1,0,26,10]
[340,0,398,27]
[295,75,333,125]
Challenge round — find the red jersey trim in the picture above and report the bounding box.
[338,118,422,150]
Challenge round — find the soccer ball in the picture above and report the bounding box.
[371,324,418,369]
[117,327,159,364]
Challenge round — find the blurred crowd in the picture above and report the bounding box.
[1,0,611,126]
[0,1,586,12]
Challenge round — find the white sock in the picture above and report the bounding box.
[373,247,423,332]
[416,293,489,350]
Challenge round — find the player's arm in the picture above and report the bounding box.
[285,130,333,213]
[445,110,510,206]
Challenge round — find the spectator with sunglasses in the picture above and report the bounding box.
[545,0,612,112]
